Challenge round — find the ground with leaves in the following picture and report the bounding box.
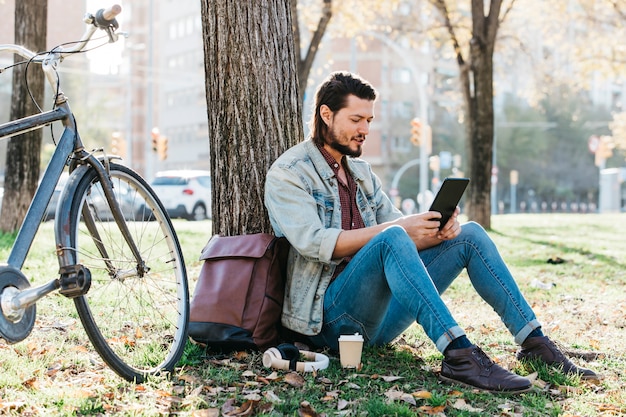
[0,214,624,416]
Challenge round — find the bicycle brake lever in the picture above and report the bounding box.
[103,27,119,44]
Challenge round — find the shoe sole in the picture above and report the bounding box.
[438,374,533,394]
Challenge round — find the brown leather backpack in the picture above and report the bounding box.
[188,233,289,352]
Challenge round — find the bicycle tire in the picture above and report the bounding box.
[67,163,189,382]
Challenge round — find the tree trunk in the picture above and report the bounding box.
[200,0,303,236]
[463,0,501,229]
[464,41,495,229]
[0,0,47,233]
[431,0,506,229]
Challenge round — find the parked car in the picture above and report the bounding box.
[150,170,212,221]
[87,181,142,221]
[44,172,141,222]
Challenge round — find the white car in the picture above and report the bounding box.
[150,170,212,221]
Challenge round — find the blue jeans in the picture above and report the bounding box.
[309,222,541,353]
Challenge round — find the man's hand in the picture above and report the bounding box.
[396,207,462,249]
[436,206,462,241]
[393,212,441,244]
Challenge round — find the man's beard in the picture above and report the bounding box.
[327,130,363,157]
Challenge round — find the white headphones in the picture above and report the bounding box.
[263,344,329,372]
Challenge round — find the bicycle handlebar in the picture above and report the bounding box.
[0,4,122,62]
[99,4,122,23]
[0,5,122,96]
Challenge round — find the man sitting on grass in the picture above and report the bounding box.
[264,71,597,393]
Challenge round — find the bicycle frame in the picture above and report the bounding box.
[0,6,143,322]
[0,6,189,383]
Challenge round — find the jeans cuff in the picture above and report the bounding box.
[435,326,466,353]
[514,319,542,345]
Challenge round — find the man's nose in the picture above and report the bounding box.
[357,120,369,135]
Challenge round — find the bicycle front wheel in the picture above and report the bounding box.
[68,163,189,382]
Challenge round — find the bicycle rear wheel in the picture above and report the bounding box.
[68,163,189,382]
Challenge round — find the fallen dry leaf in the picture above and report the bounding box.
[284,372,306,388]
[155,389,172,398]
[385,389,404,400]
[384,388,416,405]
[233,351,249,361]
[337,398,350,410]
[381,375,404,382]
[22,376,39,389]
[298,400,319,417]
[318,376,333,384]
[418,404,447,415]
[243,392,262,401]
[263,389,283,403]
[220,398,236,415]
[451,398,484,413]
[178,374,205,385]
[191,409,220,417]
[0,400,27,412]
[227,399,258,416]
[46,362,63,378]
[71,345,89,353]
[589,339,601,350]
[264,371,281,380]
[411,390,432,399]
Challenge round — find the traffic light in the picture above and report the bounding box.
[410,118,422,146]
[151,127,160,152]
[157,136,168,160]
[594,135,614,167]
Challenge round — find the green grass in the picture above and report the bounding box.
[0,214,624,416]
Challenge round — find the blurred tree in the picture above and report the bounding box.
[200,0,303,235]
[293,0,398,99]
[0,0,47,232]
[291,0,332,97]
[428,0,516,229]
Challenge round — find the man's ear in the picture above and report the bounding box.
[320,104,332,125]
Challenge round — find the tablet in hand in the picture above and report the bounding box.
[429,178,470,229]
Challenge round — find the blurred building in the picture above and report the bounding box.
[0,1,446,192]
[101,0,209,178]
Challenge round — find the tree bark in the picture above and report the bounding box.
[200,0,303,236]
[0,0,47,233]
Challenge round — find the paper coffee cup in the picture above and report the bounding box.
[338,333,364,369]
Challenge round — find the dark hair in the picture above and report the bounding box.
[310,71,377,146]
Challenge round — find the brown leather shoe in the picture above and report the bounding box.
[517,336,598,380]
[440,345,532,393]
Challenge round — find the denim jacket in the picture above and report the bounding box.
[264,139,402,335]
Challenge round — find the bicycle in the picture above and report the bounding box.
[0,5,189,383]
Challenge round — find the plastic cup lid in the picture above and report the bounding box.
[338,333,364,342]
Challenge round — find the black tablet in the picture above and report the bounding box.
[429,177,470,229]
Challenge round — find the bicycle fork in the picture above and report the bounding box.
[52,153,148,288]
